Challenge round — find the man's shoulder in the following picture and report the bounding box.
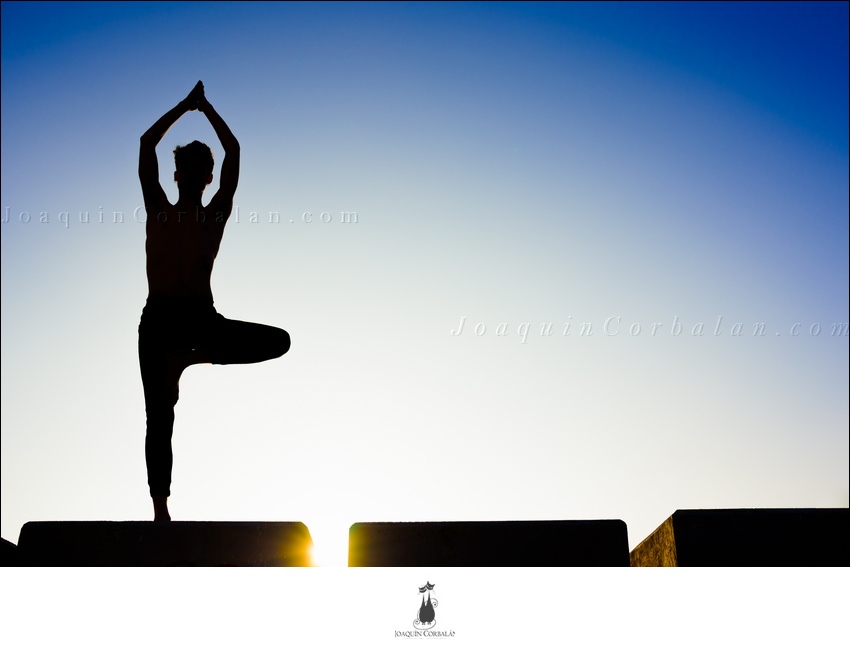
[144,200,176,225]
[202,197,234,224]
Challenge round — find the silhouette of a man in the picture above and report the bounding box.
[138,81,289,521]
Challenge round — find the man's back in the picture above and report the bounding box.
[144,199,228,301]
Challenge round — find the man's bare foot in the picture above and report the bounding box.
[152,496,171,522]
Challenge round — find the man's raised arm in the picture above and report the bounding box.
[139,82,204,206]
[198,93,240,209]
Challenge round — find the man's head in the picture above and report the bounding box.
[173,141,214,192]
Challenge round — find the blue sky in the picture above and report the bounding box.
[1,1,848,565]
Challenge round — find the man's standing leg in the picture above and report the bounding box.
[139,310,185,522]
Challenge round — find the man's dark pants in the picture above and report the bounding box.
[139,297,290,497]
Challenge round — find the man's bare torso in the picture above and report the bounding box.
[145,200,229,301]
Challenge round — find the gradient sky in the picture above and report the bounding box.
[1,1,848,565]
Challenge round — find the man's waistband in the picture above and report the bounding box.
[142,296,216,317]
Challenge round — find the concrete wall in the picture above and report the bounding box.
[15,521,313,566]
[630,509,849,566]
[348,520,630,566]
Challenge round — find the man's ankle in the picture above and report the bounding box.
[152,495,171,521]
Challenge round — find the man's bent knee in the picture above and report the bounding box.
[275,329,291,358]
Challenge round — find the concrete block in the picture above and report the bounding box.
[17,521,313,566]
[348,520,629,566]
[630,508,849,566]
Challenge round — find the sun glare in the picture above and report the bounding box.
[307,521,350,567]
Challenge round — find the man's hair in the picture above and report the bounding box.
[173,140,214,186]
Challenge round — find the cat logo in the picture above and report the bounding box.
[414,581,438,630]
